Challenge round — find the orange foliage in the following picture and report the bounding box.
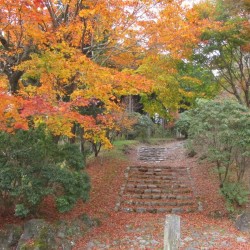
[0,0,214,143]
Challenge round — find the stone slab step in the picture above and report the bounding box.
[128,167,188,172]
[122,193,194,200]
[128,174,188,178]
[126,183,189,189]
[127,179,190,185]
[128,166,187,170]
[127,175,188,181]
[116,164,197,214]
[124,188,193,195]
[119,206,196,213]
[128,169,188,174]
[121,199,195,207]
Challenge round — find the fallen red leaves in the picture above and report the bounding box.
[72,141,250,249]
[1,140,250,249]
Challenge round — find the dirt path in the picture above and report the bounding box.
[73,140,250,250]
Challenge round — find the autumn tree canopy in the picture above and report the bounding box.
[0,0,158,139]
[192,0,250,107]
[0,0,221,144]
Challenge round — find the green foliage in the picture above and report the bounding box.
[176,60,220,106]
[174,111,192,138]
[138,55,219,118]
[194,0,250,107]
[151,124,173,138]
[180,99,250,211]
[15,204,30,218]
[187,99,250,176]
[220,182,250,212]
[0,127,90,217]
[184,139,197,157]
[126,113,154,142]
[138,56,181,118]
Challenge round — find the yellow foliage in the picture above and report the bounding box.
[0,0,216,141]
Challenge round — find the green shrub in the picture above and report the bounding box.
[152,123,172,138]
[0,126,90,217]
[127,113,154,142]
[174,111,192,138]
[180,99,250,212]
[220,182,249,212]
[187,99,250,186]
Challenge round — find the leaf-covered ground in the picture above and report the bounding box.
[70,140,250,249]
[1,140,249,249]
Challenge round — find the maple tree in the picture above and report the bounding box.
[133,1,220,120]
[137,53,219,120]
[0,0,157,146]
[0,0,217,144]
[192,0,250,107]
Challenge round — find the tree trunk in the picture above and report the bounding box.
[69,123,77,144]
[79,127,85,156]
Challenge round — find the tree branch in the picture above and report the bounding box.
[0,33,9,50]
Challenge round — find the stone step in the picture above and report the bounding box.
[129,173,189,177]
[139,158,166,161]
[122,193,194,200]
[128,169,188,174]
[128,166,187,170]
[129,171,188,175]
[127,177,189,181]
[138,150,165,153]
[129,166,187,172]
[126,183,190,190]
[127,175,188,181]
[127,180,191,187]
[121,199,195,207]
[127,177,188,183]
[138,152,166,155]
[119,206,196,213]
[124,187,193,195]
[128,174,188,179]
[139,147,166,149]
[116,163,197,214]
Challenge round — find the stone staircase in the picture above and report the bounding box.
[115,165,197,213]
[138,147,167,162]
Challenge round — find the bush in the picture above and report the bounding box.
[220,182,249,212]
[152,123,172,138]
[0,127,90,217]
[174,111,192,138]
[179,99,250,212]
[126,113,154,142]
